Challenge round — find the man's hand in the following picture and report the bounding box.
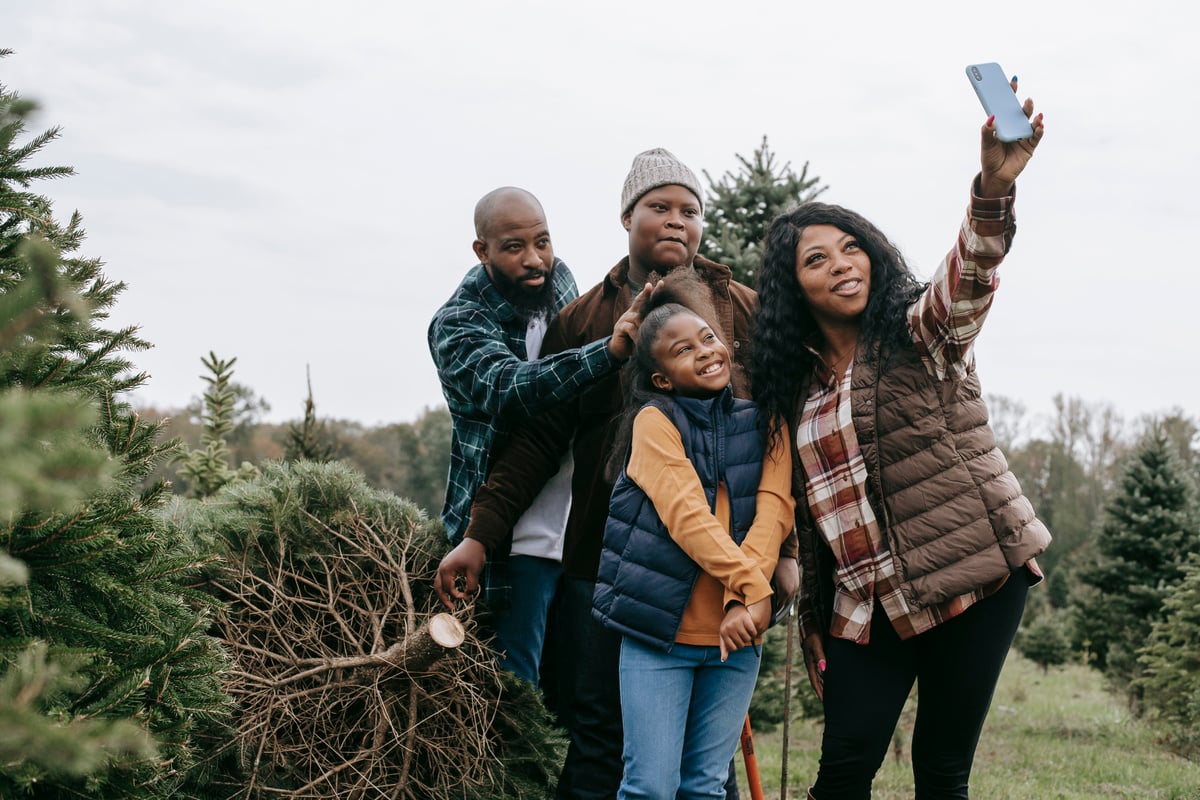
[434,538,487,610]
[607,280,663,362]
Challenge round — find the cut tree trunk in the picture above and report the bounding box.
[387,612,465,673]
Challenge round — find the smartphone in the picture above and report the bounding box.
[965,62,1034,142]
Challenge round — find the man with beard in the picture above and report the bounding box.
[429,186,645,686]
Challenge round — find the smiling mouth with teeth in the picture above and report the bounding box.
[700,362,724,375]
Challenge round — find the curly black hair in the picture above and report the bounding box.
[751,202,925,449]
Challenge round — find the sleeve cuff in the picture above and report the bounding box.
[464,507,511,557]
[796,607,821,642]
[580,336,620,376]
[779,530,799,560]
[969,174,1016,233]
[724,580,774,611]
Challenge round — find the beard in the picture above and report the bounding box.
[490,266,558,321]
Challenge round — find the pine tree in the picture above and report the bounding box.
[702,136,826,287]
[284,365,336,462]
[0,57,231,798]
[0,233,116,513]
[0,233,155,787]
[1072,426,1200,696]
[1136,554,1200,756]
[178,459,565,799]
[179,353,238,496]
[1016,611,1071,673]
[176,352,262,500]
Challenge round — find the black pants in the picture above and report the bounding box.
[557,577,624,800]
[812,574,1027,800]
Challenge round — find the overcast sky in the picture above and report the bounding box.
[6,1,1197,433]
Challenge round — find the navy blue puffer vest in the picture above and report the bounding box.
[592,387,764,651]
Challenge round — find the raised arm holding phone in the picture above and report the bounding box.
[751,77,1048,799]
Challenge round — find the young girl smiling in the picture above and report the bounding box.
[593,292,794,799]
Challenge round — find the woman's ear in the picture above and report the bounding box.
[650,371,672,391]
[621,210,632,232]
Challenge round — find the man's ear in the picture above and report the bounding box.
[621,211,632,232]
[650,371,672,391]
[472,239,488,266]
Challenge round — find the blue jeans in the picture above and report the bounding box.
[618,637,761,800]
[491,555,563,686]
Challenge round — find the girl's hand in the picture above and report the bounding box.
[801,631,826,701]
[719,604,758,661]
[979,78,1045,198]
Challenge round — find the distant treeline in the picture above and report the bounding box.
[140,391,452,520]
[142,390,1199,594]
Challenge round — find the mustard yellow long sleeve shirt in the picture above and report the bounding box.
[625,406,794,647]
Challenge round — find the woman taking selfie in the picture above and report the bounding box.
[752,86,1051,799]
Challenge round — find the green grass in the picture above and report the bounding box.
[734,652,1200,799]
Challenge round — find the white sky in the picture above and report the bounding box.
[6,1,1198,430]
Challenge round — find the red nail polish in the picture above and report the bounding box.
[818,659,826,673]
[986,114,995,127]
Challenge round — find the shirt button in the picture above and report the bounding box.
[733,340,741,348]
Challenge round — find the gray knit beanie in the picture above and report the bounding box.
[619,148,704,217]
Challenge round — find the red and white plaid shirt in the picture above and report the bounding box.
[795,188,1041,644]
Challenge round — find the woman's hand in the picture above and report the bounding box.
[801,631,827,701]
[773,556,799,607]
[747,595,772,634]
[979,78,1045,197]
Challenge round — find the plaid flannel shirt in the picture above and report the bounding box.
[795,186,1039,644]
[428,259,618,549]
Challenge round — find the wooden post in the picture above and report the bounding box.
[781,603,795,800]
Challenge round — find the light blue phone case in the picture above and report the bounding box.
[966,62,1034,143]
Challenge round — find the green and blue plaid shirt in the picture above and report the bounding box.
[428,258,618,545]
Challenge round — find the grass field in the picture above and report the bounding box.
[733,651,1200,799]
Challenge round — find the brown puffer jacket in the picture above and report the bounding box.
[797,343,1050,614]
[855,344,1049,607]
